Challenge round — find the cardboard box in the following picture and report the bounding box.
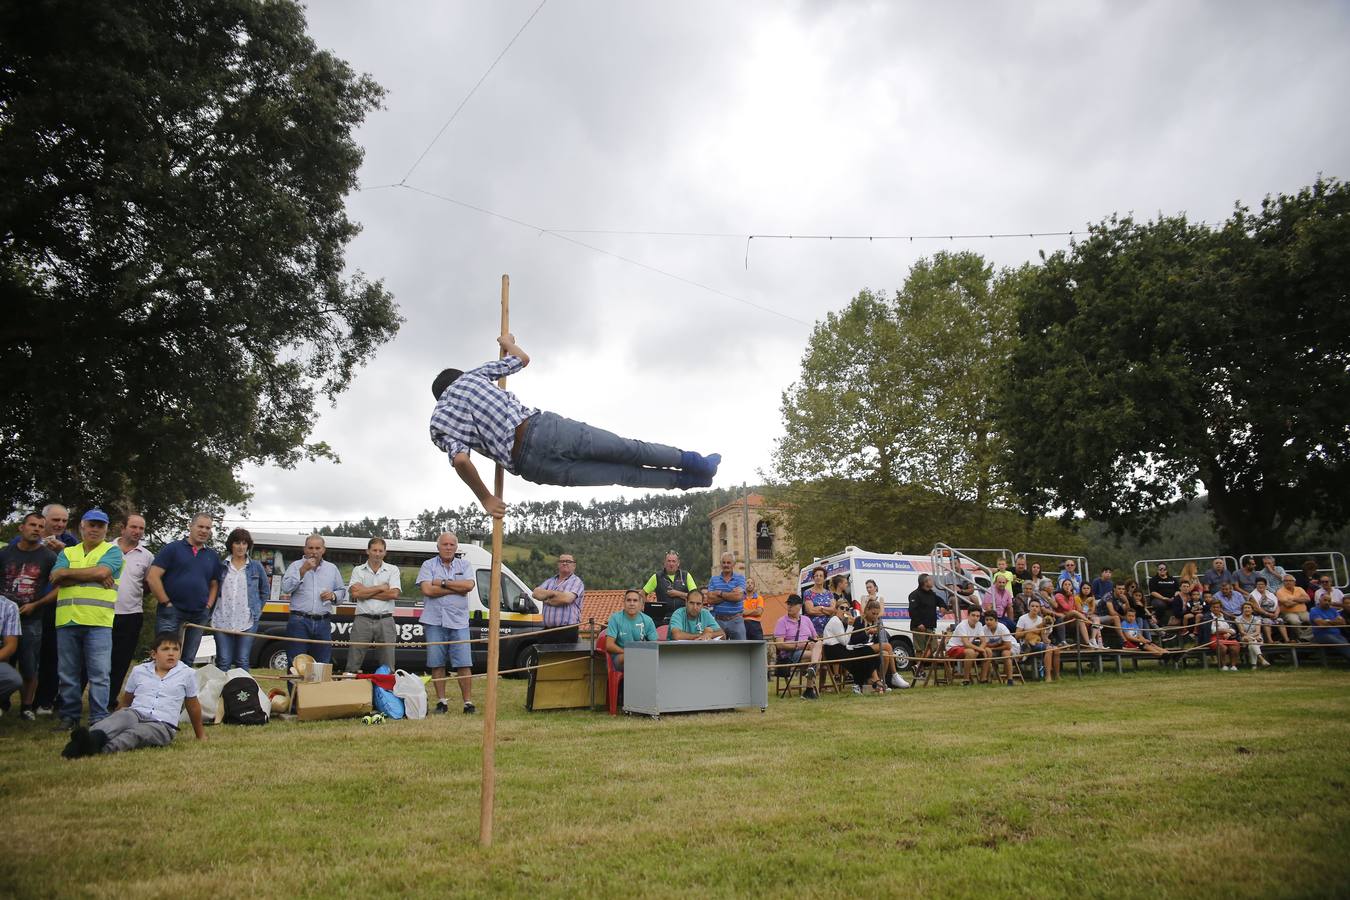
[294,679,372,722]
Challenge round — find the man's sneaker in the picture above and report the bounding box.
[463,701,476,714]
[20,709,36,722]
[889,673,911,690]
[802,687,818,700]
[434,700,449,714]
[35,705,53,716]
[1006,679,1016,686]
[804,666,816,682]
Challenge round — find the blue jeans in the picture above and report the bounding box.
[515,411,685,489]
[57,624,112,725]
[156,604,211,666]
[715,614,747,640]
[286,615,333,669]
[214,629,255,670]
[1312,630,1350,660]
[0,662,22,703]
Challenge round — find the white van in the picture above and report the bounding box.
[798,546,990,668]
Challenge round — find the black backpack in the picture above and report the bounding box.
[220,675,268,725]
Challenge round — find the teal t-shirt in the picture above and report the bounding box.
[667,607,721,639]
[606,610,659,650]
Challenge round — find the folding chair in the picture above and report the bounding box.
[922,633,954,686]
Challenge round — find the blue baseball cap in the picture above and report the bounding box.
[82,509,110,524]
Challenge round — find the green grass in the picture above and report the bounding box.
[4,668,1350,898]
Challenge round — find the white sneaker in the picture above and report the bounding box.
[889,673,912,690]
[851,685,863,694]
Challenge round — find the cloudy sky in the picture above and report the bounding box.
[229,0,1350,531]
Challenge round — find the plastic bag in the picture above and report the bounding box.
[371,665,405,719]
[392,669,428,719]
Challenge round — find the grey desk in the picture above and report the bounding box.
[622,640,767,718]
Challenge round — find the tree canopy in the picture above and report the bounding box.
[1002,177,1350,551]
[0,0,400,523]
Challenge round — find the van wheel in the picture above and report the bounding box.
[263,643,289,672]
[889,638,914,671]
[513,645,539,678]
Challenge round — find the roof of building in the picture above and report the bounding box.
[706,492,779,520]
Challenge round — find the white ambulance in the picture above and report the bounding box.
[797,546,991,669]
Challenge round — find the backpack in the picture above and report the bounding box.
[371,665,405,719]
[220,669,269,725]
[392,669,428,719]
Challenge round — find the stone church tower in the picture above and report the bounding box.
[706,492,796,594]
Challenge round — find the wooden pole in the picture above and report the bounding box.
[480,274,509,848]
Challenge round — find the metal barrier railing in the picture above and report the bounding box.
[947,547,1014,570]
[930,543,993,605]
[1132,555,1239,592]
[1238,551,1349,590]
[1015,550,1090,585]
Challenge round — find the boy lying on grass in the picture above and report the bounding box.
[62,632,205,759]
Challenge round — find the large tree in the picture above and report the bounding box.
[769,252,1081,561]
[1002,178,1350,551]
[0,0,400,524]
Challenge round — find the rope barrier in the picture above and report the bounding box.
[183,620,584,648]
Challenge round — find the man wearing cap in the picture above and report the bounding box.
[48,509,124,730]
[772,594,823,699]
[146,513,221,666]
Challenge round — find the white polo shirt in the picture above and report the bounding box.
[114,544,155,615]
[349,561,402,615]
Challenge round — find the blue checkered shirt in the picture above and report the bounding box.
[429,355,537,473]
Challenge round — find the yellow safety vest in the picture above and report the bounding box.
[55,541,119,628]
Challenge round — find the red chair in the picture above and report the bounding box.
[656,625,669,641]
[594,634,623,715]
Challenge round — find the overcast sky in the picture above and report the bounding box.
[228,0,1350,531]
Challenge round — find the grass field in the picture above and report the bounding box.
[4,667,1350,899]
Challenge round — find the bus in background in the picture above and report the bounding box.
[242,532,545,673]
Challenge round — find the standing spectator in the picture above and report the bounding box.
[907,574,946,679]
[212,528,269,671]
[416,532,475,714]
[801,566,834,635]
[280,534,347,670]
[1010,555,1030,597]
[1276,575,1312,641]
[1208,601,1241,671]
[981,611,1017,686]
[1148,563,1180,627]
[49,510,124,730]
[829,574,855,614]
[1090,567,1115,601]
[947,606,991,685]
[773,595,823,699]
[109,514,153,705]
[1308,593,1350,660]
[0,512,58,719]
[346,537,402,674]
[532,552,584,645]
[1015,597,1059,681]
[604,589,659,671]
[1216,582,1245,619]
[705,553,747,640]
[1235,602,1270,669]
[1234,558,1260,593]
[1200,558,1235,594]
[1312,576,1344,610]
[984,577,1014,632]
[1257,556,1287,594]
[146,513,220,666]
[1248,577,1290,645]
[1057,559,1083,591]
[991,558,1015,595]
[667,589,722,641]
[742,577,765,642]
[0,594,23,709]
[641,551,698,626]
[13,504,77,716]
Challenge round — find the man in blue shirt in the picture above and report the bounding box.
[430,334,720,517]
[705,552,748,640]
[1308,594,1350,660]
[146,513,220,666]
[1057,559,1083,591]
[1089,567,1115,601]
[280,534,347,670]
[667,590,722,641]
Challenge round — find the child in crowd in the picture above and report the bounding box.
[1179,583,1206,644]
[61,632,205,758]
[1208,601,1241,671]
[981,611,1018,685]
[1235,601,1270,669]
[1120,608,1166,658]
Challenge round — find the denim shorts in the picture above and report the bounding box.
[18,616,43,678]
[425,625,472,670]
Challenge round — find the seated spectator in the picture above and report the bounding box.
[1216,581,1246,620]
[1308,592,1350,660]
[1089,567,1115,601]
[1148,563,1179,626]
[946,606,991,686]
[1010,556,1030,597]
[1055,580,1096,648]
[952,580,981,614]
[1015,598,1060,681]
[981,611,1017,685]
[1075,582,1105,649]
[1011,579,1035,622]
[1312,575,1344,610]
[1295,560,1320,593]
[1248,578,1290,644]
[1039,578,1068,644]
[667,589,722,641]
[773,594,824,700]
[0,594,24,704]
[906,574,946,680]
[1200,557,1234,594]
[984,577,1014,632]
[1276,575,1313,641]
[1208,601,1241,671]
[1235,558,1260,593]
[60,632,204,758]
[847,599,910,691]
[1234,601,1270,669]
[822,598,880,693]
[1120,608,1166,658]
[1257,556,1287,594]
[1096,584,1130,648]
[1027,562,1046,593]
[1180,582,1207,644]
[1178,561,1200,584]
[604,589,659,671]
[1057,559,1083,591]
[1128,587,1157,637]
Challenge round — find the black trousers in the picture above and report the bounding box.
[109,612,144,705]
[35,601,59,708]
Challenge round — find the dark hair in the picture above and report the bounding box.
[153,631,182,649]
[830,574,848,590]
[623,589,641,600]
[225,528,253,551]
[432,368,463,400]
[811,566,827,578]
[687,588,704,601]
[786,593,803,606]
[22,511,43,525]
[367,536,387,549]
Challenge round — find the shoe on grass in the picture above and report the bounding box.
[35,705,53,716]
[463,701,476,714]
[20,708,36,722]
[434,700,449,714]
[889,673,911,690]
[802,687,818,700]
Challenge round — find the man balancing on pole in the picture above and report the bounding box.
[431,334,721,516]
